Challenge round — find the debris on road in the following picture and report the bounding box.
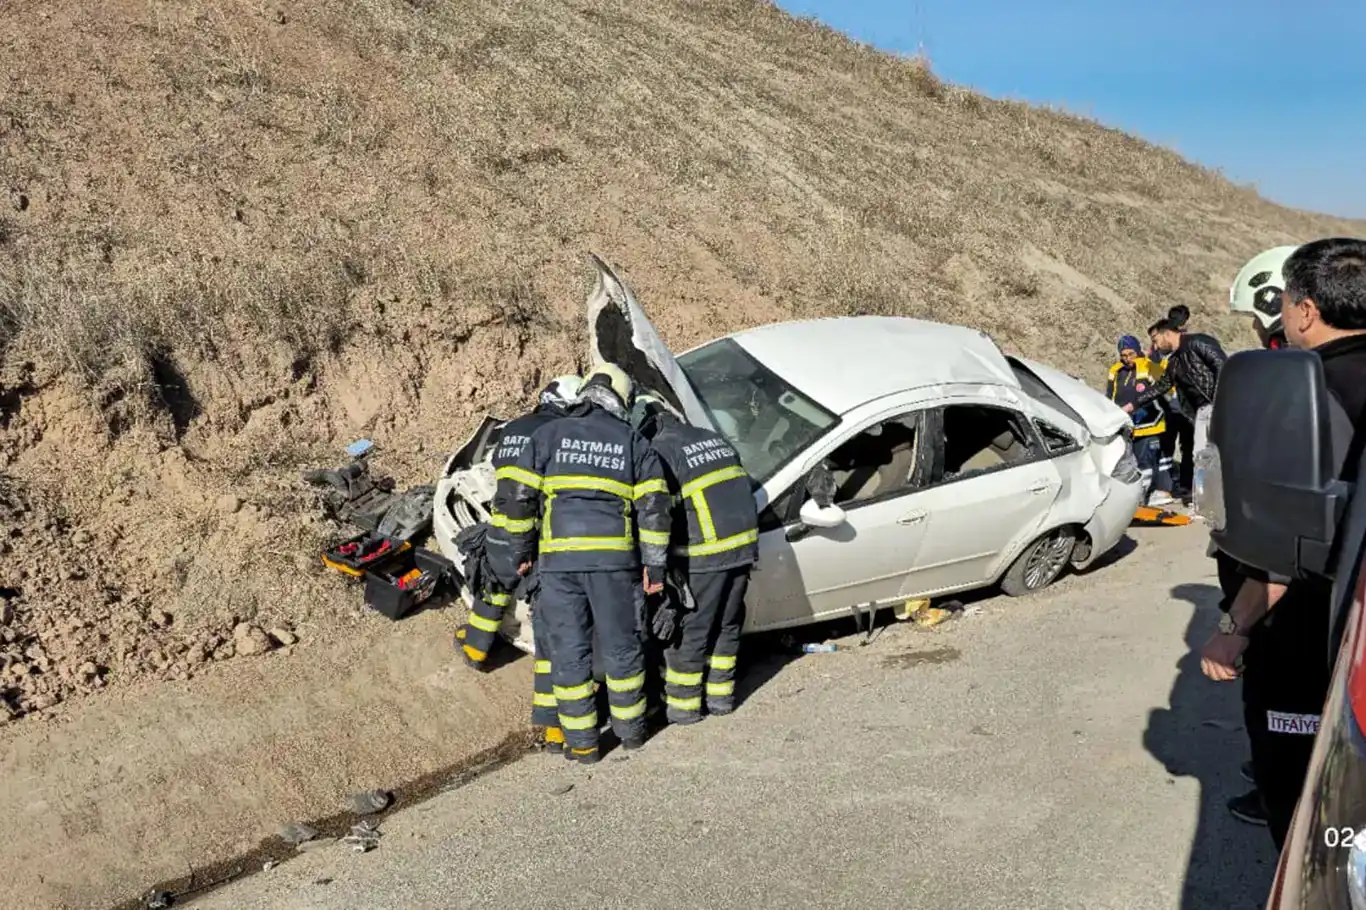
[296,837,338,853]
[801,643,837,653]
[146,890,174,909]
[278,822,319,845]
[907,599,966,628]
[348,789,394,815]
[341,820,383,853]
[550,782,575,796]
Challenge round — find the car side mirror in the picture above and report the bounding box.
[1204,349,1351,580]
[798,497,847,530]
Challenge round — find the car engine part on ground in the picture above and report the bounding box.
[301,458,397,532]
[376,485,435,541]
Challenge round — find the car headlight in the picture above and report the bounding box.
[1111,447,1142,485]
[1192,443,1225,530]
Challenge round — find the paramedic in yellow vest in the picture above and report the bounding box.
[1106,335,1175,507]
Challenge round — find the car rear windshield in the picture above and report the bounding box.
[677,338,839,483]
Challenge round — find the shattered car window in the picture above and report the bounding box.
[677,338,838,483]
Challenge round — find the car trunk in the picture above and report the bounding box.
[585,253,714,430]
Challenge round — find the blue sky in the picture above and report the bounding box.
[776,0,1366,219]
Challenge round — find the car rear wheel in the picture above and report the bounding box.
[1001,527,1077,597]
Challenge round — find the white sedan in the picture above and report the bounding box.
[433,256,1144,652]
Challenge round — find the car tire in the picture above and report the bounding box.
[1000,527,1077,597]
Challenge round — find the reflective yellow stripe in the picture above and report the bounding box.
[605,672,645,693]
[534,660,552,674]
[665,668,704,686]
[542,475,633,499]
[554,682,595,701]
[633,478,669,499]
[462,644,487,662]
[541,536,634,553]
[692,490,717,541]
[559,710,599,731]
[679,465,748,498]
[674,529,759,558]
[544,727,564,744]
[639,529,671,546]
[666,695,703,711]
[494,466,544,490]
[610,698,647,721]
[533,693,558,707]
[483,591,512,607]
[489,512,537,533]
[708,654,737,671]
[468,612,501,633]
[706,681,735,696]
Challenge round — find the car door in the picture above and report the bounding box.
[745,407,936,630]
[897,402,1063,597]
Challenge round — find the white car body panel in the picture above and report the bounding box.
[432,256,1143,650]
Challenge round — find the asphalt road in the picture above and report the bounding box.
[191,524,1278,910]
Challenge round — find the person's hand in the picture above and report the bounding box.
[1200,632,1248,681]
[518,561,531,577]
[1122,403,1136,414]
[643,567,664,595]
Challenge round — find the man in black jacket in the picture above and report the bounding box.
[635,395,760,725]
[491,364,672,764]
[1200,237,1366,850]
[1126,319,1228,458]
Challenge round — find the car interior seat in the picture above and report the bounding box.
[955,426,1030,475]
[829,421,918,503]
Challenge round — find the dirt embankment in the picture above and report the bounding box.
[1,0,1363,907]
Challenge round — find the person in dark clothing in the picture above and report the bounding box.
[634,395,760,725]
[1126,319,1227,458]
[1154,305,1199,494]
[492,364,672,764]
[1107,335,1174,506]
[1202,237,1366,850]
[459,375,583,673]
[456,375,582,754]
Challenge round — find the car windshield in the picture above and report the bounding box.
[676,338,839,483]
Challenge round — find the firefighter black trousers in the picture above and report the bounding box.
[664,567,750,721]
[1241,603,1332,852]
[538,569,647,754]
[530,602,559,731]
[459,585,510,667]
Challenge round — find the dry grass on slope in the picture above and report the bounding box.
[0,0,1361,720]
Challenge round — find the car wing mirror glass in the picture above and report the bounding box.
[1206,349,1351,580]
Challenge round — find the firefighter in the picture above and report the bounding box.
[1202,239,1366,847]
[635,395,759,724]
[1105,335,1173,507]
[491,363,672,764]
[455,374,581,753]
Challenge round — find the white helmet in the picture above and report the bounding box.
[585,362,633,405]
[540,374,582,406]
[1229,245,1299,331]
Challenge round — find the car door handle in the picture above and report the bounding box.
[897,511,927,525]
[1028,480,1053,494]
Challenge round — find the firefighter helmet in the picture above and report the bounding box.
[1229,245,1299,332]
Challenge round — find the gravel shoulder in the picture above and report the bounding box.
[190,524,1277,910]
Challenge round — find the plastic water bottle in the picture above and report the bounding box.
[801,643,837,653]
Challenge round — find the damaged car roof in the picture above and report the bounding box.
[724,316,1020,415]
